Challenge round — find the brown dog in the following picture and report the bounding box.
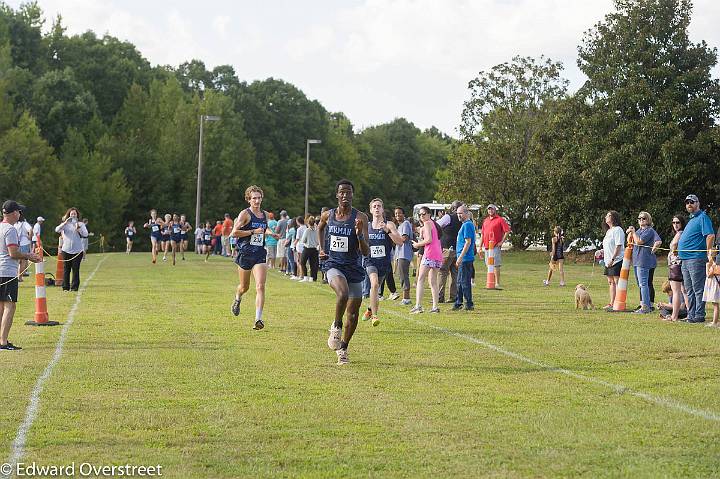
[575,284,593,310]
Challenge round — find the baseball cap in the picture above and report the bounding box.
[487,204,498,210]
[685,194,699,203]
[2,200,25,214]
[37,216,45,222]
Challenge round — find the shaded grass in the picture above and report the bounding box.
[1,252,719,478]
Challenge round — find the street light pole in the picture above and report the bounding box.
[305,139,322,217]
[195,115,220,232]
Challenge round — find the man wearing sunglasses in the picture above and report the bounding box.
[678,194,715,323]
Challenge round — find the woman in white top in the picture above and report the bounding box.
[14,213,32,281]
[299,216,320,282]
[602,210,625,311]
[55,207,88,292]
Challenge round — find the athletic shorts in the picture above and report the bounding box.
[266,244,277,259]
[365,264,388,283]
[604,261,622,277]
[421,257,443,269]
[0,277,19,302]
[19,244,31,254]
[483,246,502,267]
[126,236,134,241]
[180,233,188,241]
[151,233,162,242]
[235,251,267,271]
[326,268,363,298]
[203,239,212,247]
[171,234,181,243]
[162,234,171,242]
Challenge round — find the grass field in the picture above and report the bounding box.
[2,251,720,478]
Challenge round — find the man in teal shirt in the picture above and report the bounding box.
[678,194,715,323]
[453,205,476,311]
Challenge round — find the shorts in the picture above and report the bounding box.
[276,242,286,258]
[126,236,134,241]
[326,268,363,298]
[266,244,277,259]
[162,234,171,242]
[604,261,622,277]
[19,244,31,254]
[151,233,162,242]
[365,265,387,284]
[203,239,212,247]
[421,257,443,269]
[235,251,267,270]
[483,246,502,267]
[0,277,19,302]
[171,234,181,243]
[180,233,188,241]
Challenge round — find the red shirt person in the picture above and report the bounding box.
[478,204,511,289]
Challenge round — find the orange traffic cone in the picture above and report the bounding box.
[485,236,496,289]
[612,238,634,312]
[26,245,59,326]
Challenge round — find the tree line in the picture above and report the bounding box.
[0,2,450,250]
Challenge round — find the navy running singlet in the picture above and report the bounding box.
[236,208,267,256]
[365,220,393,274]
[322,208,365,283]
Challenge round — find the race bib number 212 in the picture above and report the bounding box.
[330,235,349,253]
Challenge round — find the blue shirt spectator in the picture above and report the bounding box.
[456,219,476,263]
[631,227,661,268]
[678,209,714,260]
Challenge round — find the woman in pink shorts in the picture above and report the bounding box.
[410,206,443,313]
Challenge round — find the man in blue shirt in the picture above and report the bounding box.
[453,205,476,311]
[678,194,715,323]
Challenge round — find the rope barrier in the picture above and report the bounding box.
[0,262,32,287]
[41,248,83,263]
[630,242,718,254]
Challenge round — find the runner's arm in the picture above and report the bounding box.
[357,212,370,257]
[386,222,405,246]
[231,211,255,237]
[317,211,329,256]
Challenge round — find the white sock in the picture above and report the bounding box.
[256,308,263,321]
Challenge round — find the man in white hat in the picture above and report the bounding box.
[479,204,511,289]
[32,216,44,251]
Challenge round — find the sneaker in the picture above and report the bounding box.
[253,319,265,330]
[371,315,380,326]
[409,306,424,314]
[705,322,720,328]
[378,295,385,301]
[429,307,440,313]
[464,305,475,311]
[163,256,167,261]
[336,348,349,365]
[327,323,342,350]
[362,308,372,321]
[388,292,400,301]
[471,280,476,287]
[231,297,241,316]
[603,304,613,312]
[494,284,503,290]
[631,306,651,315]
[0,342,22,350]
[451,304,463,311]
[400,299,411,305]
[543,280,549,286]
[559,281,566,287]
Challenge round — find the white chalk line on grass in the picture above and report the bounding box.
[4,255,109,478]
[304,279,720,423]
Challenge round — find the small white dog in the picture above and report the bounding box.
[575,284,593,310]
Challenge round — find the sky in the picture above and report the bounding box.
[8,0,720,136]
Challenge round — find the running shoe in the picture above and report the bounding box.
[429,307,440,313]
[388,292,400,301]
[231,297,241,316]
[328,323,342,350]
[0,342,22,350]
[559,281,566,286]
[409,306,424,314]
[253,319,265,330]
[400,299,412,305]
[362,308,372,321]
[378,295,385,301]
[371,315,380,327]
[336,348,349,365]
[543,280,549,286]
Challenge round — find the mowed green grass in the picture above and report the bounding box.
[2,251,720,478]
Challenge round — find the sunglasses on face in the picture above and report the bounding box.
[638,217,646,221]
[685,200,697,205]
[672,221,681,224]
